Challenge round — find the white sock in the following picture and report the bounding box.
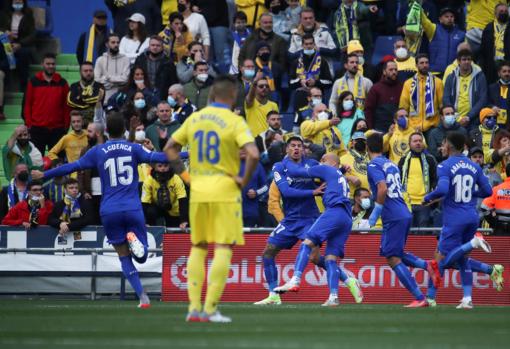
[462,296,472,303]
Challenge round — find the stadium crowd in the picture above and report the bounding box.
[0,0,510,235]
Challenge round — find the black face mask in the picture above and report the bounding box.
[259,52,271,62]
[152,170,173,183]
[177,3,187,12]
[88,137,97,147]
[17,139,29,147]
[95,24,106,31]
[17,171,29,182]
[358,127,368,133]
[498,13,509,23]
[354,140,366,153]
[271,6,283,14]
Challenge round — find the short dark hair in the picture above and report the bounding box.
[440,105,455,115]
[193,61,208,71]
[149,35,163,43]
[80,61,94,68]
[498,60,510,71]
[345,53,359,64]
[266,110,279,119]
[28,180,43,191]
[382,59,397,71]
[169,11,184,24]
[415,53,428,64]
[233,11,247,22]
[354,187,370,198]
[70,110,83,118]
[188,40,202,51]
[107,32,120,41]
[409,132,424,143]
[64,178,79,188]
[106,112,126,138]
[286,135,304,145]
[302,33,315,43]
[43,52,56,61]
[446,131,466,152]
[457,49,473,60]
[367,132,384,153]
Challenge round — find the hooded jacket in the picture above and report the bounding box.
[93,52,130,100]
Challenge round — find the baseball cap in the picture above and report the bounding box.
[469,146,483,157]
[352,131,367,140]
[93,10,107,18]
[439,7,455,17]
[127,13,146,24]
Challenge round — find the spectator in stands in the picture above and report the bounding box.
[441,43,478,85]
[289,33,333,109]
[47,111,88,165]
[288,7,337,59]
[245,77,279,137]
[488,60,510,129]
[335,91,365,146]
[229,11,251,75]
[42,156,67,203]
[490,129,510,179]
[398,132,437,227]
[443,49,488,129]
[141,162,188,228]
[350,118,368,139]
[333,0,375,55]
[393,39,416,83]
[238,12,287,70]
[480,3,510,84]
[2,125,42,180]
[340,131,369,199]
[177,0,210,60]
[2,180,53,228]
[167,83,195,124]
[365,60,402,133]
[468,108,500,159]
[301,103,346,157]
[183,61,213,110]
[234,58,256,114]
[351,187,372,229]
[104,0,162,37]
[48,178,97,237]
[253,41,283,98]
[482,163,510,235]
[235,0,267,29]
[470,146,502,188]
[67,61,105,124]
[159,12,193,63]
[284,0,302,30]
[329,53,373,114]
[0,0,36,91]
[427,105,467,162]
[293,86,322,134]
[399,54,443,135]
[346,39,375,81]
[119,13,149,65]
[107,65,159,111]
[24,53,70,155]
[145,101,180,151]
[240,148,267,227]
[94,33,130,101]
[76,10,109,66]
[0,40,7,120]
[0,163,28,220]
[466,0,502,56]
[120,90,157,127]
[266,0,291,42]
[383,108,415,164]
[134,35,178,101]
[421,7,465,75]
[176,41,216,84]
[255,110,287,170]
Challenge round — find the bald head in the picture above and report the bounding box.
[321,153,340,167]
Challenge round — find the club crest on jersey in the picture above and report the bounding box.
[393,141,409,157]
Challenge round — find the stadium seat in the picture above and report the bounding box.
[370,36,401,66]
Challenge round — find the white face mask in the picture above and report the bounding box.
[134,79,144,84]
[361,198,371,210]
[395,47,408,59]
[317,111,329,121]
[135,130,146,142]
[196,73,208,82]
[343,99,354,111]
[358,56,365,66]
[31,195,41,201]
[311,97,322,106]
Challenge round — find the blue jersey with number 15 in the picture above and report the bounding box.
[367,155,411,222]
[43,140,168,216]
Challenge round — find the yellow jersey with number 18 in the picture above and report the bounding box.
[171,103,254,203]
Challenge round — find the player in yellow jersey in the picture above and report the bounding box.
[165,76,260,323]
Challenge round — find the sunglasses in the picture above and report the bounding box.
[257,84,270,89]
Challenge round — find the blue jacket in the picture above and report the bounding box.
[429,25,465,73]
[240,161,267,219]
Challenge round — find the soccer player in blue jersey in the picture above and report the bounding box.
[423,132,494,309]
[366,132,440,308]
[274,153,362,306]
[32,113,169,308]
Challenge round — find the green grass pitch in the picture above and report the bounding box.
[1,300,509,349]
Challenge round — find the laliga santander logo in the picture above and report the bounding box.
[171,256,188,290]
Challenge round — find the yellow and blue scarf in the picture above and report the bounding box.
[60,194,82,223]
[7,179,26,209]
[410,73,435,118]
[255,57,275,91]
[296,52,322,81]
[335,3,359,49]
[0,31,16,69]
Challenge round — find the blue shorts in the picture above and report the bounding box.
[438,221,478,256]
[306,206,352,258]
[101,210,148,246]
[380,217,412,258]
[267,217,316,249]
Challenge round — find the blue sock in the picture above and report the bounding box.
[426,277,437,299]
[402,252,428,270]
[119,255,144,298]
[263,257,278,292]
[326,260,339,296]
[294,244,312,278]
[468,258,493,275]
[392,263,424,301]
[458,258,473,298]
[440,241,473,272]
[319,255,348,282]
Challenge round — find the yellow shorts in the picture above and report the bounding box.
[189,202,244,246]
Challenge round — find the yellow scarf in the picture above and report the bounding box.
[338,73,366,109]
[85,24,96,63]
[494,21,506,60]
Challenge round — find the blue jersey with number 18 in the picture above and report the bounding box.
[367,155,411,222]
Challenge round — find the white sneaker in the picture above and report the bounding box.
[456,298,473,309]
[253,294,282,305]
[321,297,339,307]
[202,311,232,323]
[274,279,300,294]
[127,232,145,259]
[471,233,492,253]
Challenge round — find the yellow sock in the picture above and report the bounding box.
[187,246,207,313]
[203,247,233,315]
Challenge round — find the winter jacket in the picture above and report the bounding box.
[480,21,510,84]
[238,29,288,70]
[135,52,178,101]
[1,200,53,226]
[365,78,403,132]
[426,122,467,161]
[183,77,213,110]
[0,7,36,47]
[48,196,97,230]
[488,81,510,129]
[145,119,181,151]
[288,23,337,58]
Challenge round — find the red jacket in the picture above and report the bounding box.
[24,71,71,129]
[1,200,54,226]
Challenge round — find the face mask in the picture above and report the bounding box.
[354,140,366,152]
[135,130,146,141]
[317,111,330,121]
[12,3,23,11]
[358,127,368,133]
[17,171,29,182]
[500,78,510,85]
[397,116,408,129]
[271,6,283,14]
[243,69,255,79]
[303,49,315,56]
[444,114,456,127]
[357,56,365,66]
[17,139,29,147]
[134,79,144,85]
[196,73,208,82]
[311,97,322,107]
[109,47,119,55]
[95,24,106,31]
[343,99,354,111]
[259,52,271,62]
[177,3,187,12]
[395,47,408,59]
[31,195,41,201]
[134,99,146,109]
[498,13,509,23]
[167,95,177,107]
[485,117,497,129]
[361,198,371,210]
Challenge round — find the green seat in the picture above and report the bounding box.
[56,54,78,66]
[4,105,22,118]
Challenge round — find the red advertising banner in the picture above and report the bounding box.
[162,234,510,305]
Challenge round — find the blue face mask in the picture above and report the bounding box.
[12,3,23,11]
[167,95,177,107]
[243,69,255,79]
[444,114,456,127]
[485,117,497,129]
[134,99,146,109]
[303,49,315,56]
[397,116,408,129]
